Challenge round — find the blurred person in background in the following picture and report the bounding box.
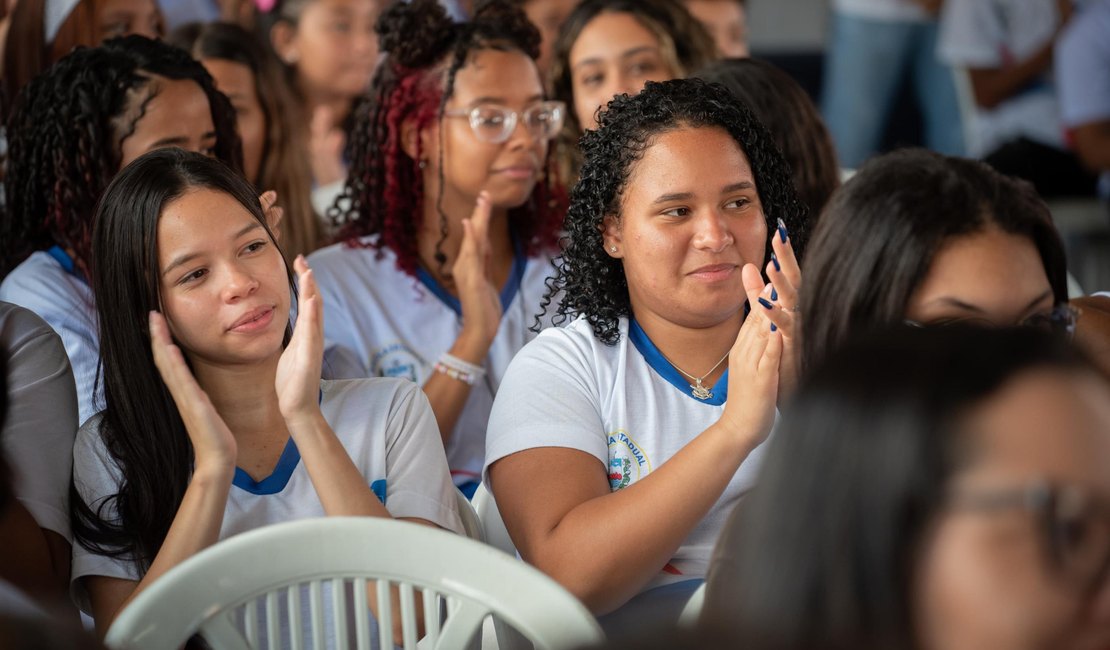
[822,0,964,169]
[258,0,382,204]
[171,21,324,259]
[683,0,747,59]
[0,0,163,115]
[549,0,715,184]
[1054,0,1110,199]
[939,0,1097,197]
[509,0,576,82]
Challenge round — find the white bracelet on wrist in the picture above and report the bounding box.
[435,353,487,385]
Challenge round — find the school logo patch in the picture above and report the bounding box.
[607,430,651,491]
[370,342,425,382]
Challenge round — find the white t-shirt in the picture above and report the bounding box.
[833,0,932,22]
[939,0,1066,155]
[483,316,770,595]
[0,302,78,542]
[0,249,101,426]
[308,238,557,488]
[70,378,464,613]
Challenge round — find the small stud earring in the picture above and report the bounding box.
[418,159,427,170]
[609,245,617,253]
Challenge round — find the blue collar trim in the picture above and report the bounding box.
[232,436,301,495]
[230,389,321,495]
[627,318,728,406]
[414,237,527,316]
[47,245,84,281]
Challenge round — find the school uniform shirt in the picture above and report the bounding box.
[483,315,771,595]
[0,249,101,426]
[70,378,464,614]
[308,237,557,489]
[0,302,78,543]
[939,0,1066,155]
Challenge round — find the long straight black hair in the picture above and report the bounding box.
[703,326,1101,650]
[72,148,293,570]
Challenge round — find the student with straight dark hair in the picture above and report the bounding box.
[170,21,324,259]
[705,325,1110,649]
[800,148,1073,374]
[70,148,461,636]
[484,78,808,631]
[0,35,244,425]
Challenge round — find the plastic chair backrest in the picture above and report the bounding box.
[455,488,484,542]
[677,582,705,627]
[471,482,517,557]
[104,517,603,650]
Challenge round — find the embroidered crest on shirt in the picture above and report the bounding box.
[607,430,652,491]
[370,342,424,381]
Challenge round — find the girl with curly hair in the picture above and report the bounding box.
[549,0,715,184]
[483,77,808,630]
[72,148,460,637]
[0,35,243,425]
[308,0,566,497]
[170,21,324,260]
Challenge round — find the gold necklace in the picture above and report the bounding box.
[657,348,730,400]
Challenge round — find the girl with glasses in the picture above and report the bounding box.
[704,325,1110,650]
[308,0,565,498]
[484,77,808,631]
[800,148,1074,374]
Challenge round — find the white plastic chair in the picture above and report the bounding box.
[471,483,516,557]
[104,517,603,650]
[455,488,484,542]
[469,484,535,650]
[677,583,705,627]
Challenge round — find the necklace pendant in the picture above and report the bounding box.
[690,382,713,400]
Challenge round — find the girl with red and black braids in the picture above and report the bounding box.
[308,0,566,497]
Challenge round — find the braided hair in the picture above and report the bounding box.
[542,78,809,345]
[0,35,242,278]
[332,0,565,276]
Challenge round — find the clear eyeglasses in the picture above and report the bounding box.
[906,304,1080,339]
[950,481,1110,597]
[443,100,566,144]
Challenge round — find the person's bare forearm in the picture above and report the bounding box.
[1073,296,1110,378]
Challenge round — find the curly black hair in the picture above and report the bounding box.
[543,77,809,345]
[332,0,565,276]
[0,35,242,278]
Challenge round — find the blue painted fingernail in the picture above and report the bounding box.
[770,323,778,332]
[757,297,773,310]
[771,253,781,272]
[770,287,778,301]
[777,218,788,243]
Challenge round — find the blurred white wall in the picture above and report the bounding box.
[748,0,829,52]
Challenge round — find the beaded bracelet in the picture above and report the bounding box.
[434,353,487,385]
